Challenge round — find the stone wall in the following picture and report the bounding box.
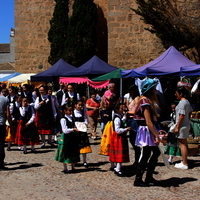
[107,0,164,69]
[15,0,55,73]
[15,0,165,73]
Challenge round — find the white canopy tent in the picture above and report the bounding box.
[0,74,12,78]
[7,73,35,85]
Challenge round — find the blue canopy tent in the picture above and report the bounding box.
[62,55,118,78]
[121,46,196,77]
[31,59,76,82]
[0,72,22,82]
[180,65,200,76]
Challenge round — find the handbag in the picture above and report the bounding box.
[168,122,176,133]
[158,130,168,145]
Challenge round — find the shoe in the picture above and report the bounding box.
[109,167,115,171]
[70,169,77,173]
[31,148,37,153]
[62,170,70,174]
[83,162,88,168]
[175,162,188,170]
[7,147,11,151]
[41,143,46,148]
[18,146,24,151]
[145,178,162,186]
[116,171,124,177]
[114,168,124,177]
[50,143,55,147]
[134,180,148,187]
[23,150,27,154]
[174,161,183,167]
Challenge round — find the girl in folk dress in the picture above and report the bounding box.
[55,104,80,173]
[34,85,57,148]
[6,87,21,151]
[73,100,92,168]
[15,98,39,154]
[133,79,161,187]
[109,103,131,177]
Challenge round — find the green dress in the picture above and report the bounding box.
[55,117,80,164]
[164,132,181,156]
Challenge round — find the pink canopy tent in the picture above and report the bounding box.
[59,77,109,89]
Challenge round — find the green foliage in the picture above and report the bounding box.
[64,0,98,67]
[48,0,69,65]
[132,0,200,63]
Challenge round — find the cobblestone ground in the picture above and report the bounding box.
[1,129,200,200]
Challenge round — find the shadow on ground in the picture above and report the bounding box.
[161,177,198,187]
[2,163,43,171]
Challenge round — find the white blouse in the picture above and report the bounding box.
[34,94,57,119]
[60,114,74,134]
[19,105,35,124]
[61,92,80,106]
[113,113,127,134]
[74,109,88,125]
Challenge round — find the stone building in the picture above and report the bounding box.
[0,29,15,74]
[14,0,165,73]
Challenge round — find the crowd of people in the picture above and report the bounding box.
[0,78,195,187]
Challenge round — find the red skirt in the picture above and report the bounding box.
[109,131,130,163]
[34,111,54,135]
[15,120,39,145]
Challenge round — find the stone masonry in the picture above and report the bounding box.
[15,0,166,73]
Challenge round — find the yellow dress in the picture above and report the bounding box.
[99,121,113,156]
[5,125,14,142]
[80,145,92,154]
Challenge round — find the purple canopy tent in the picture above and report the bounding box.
[62,55,118,78]
[31,59,76,82]
[180,64,200,76]
[121,46,196,77]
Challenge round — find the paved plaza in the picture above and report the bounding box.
[1,129,200,200]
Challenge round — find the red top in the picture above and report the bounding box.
[86,98,100,117]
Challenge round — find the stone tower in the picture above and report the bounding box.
[15,0,164,73]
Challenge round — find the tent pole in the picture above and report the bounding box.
[87,85,90,98]
[120,78,122,102]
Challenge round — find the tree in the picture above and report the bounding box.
[131,0,200,63]
[48,0,69,65]
[64,0,98,67]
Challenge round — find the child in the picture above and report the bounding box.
[100,101,112,133]
[109,103,131,176]
[73,100,92,168]
[6,93,22,151]
[164,103,181,164]
[55,104,80,173]
[15,97,39,154]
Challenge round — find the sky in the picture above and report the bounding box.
[0,0,14,43]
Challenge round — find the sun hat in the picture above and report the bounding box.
[141,79,158,95]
